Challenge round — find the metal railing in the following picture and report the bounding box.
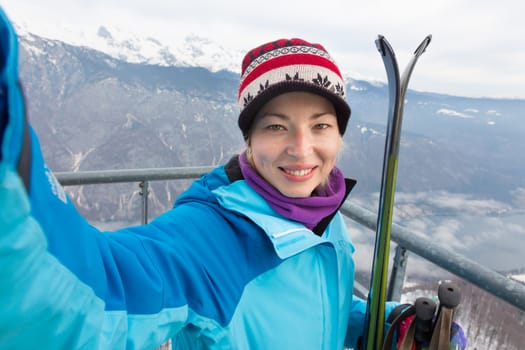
[55,167,525,313]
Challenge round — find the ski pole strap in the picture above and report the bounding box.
[428,310,452,350]
[381,283,463,350]
[382,304,414,350]
[397,319,416,350]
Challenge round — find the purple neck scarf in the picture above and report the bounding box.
[239,152,346,230]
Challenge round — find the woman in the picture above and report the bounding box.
[0,8,396,348]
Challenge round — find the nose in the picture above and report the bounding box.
[286,128,312,159]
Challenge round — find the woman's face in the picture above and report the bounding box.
[248,91,342,198]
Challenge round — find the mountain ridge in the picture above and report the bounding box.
[16,28,525,229]
[11,25,525,350]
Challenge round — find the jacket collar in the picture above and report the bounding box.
[213,179,328,259]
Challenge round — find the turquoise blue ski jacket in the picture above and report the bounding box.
[0,7,395,349]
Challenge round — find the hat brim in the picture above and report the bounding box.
[238,81,351,138]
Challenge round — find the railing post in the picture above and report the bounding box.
[139,180,149,224]
[387,245,409,301]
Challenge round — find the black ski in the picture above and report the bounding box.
[362,34,432,350]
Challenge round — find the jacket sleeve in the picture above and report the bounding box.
[0,8,220,348]
[1,166,117,349]
[0,140,193,349]
[2,9,133,348]
[344,295,398,348]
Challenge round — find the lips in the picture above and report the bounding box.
[282,168,313,176]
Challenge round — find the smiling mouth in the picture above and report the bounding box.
[281,168,314,177]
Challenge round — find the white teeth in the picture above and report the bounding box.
[284,168,312,176]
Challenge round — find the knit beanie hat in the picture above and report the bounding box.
[237,38,351,138]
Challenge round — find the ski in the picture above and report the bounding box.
[362,34,432,350]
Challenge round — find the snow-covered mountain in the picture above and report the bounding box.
[8,23,525,349]
[13,21,382,93]
[15,22,525,260]
[14,21,243,73]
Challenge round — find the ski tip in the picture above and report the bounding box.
[414,34,432,57]
[375,34,395,57]
[375,35,386,55]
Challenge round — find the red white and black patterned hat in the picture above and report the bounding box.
[237,38,351,138]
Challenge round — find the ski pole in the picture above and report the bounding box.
[395,297,436,350]
[362,34,431,350]
[429,282,461,350]
[381,304,415,350]
[414,297,437,349]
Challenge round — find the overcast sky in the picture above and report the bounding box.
[2,0,524,99]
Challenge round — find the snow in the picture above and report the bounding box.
[487,109,502,116]
[436,107,503,124]
[510,274,525,283]
[21,41,45,56]
[358,124,381,135]
[66,148,95,172]
[349,85,366,92]
[436,108,474,119]
[13,21,242,74]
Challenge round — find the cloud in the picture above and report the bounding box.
[2,0,525,99]
[2,0,525,97]
[511,187,525,207]
[437,108,474,119]
[353,190,523,268]
[393,191,513,217]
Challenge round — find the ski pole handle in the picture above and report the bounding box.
[429,282,461,350]
[414,297,437,346]
[437,282,461,309]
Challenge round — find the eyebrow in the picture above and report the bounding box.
[258,111,334,121]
